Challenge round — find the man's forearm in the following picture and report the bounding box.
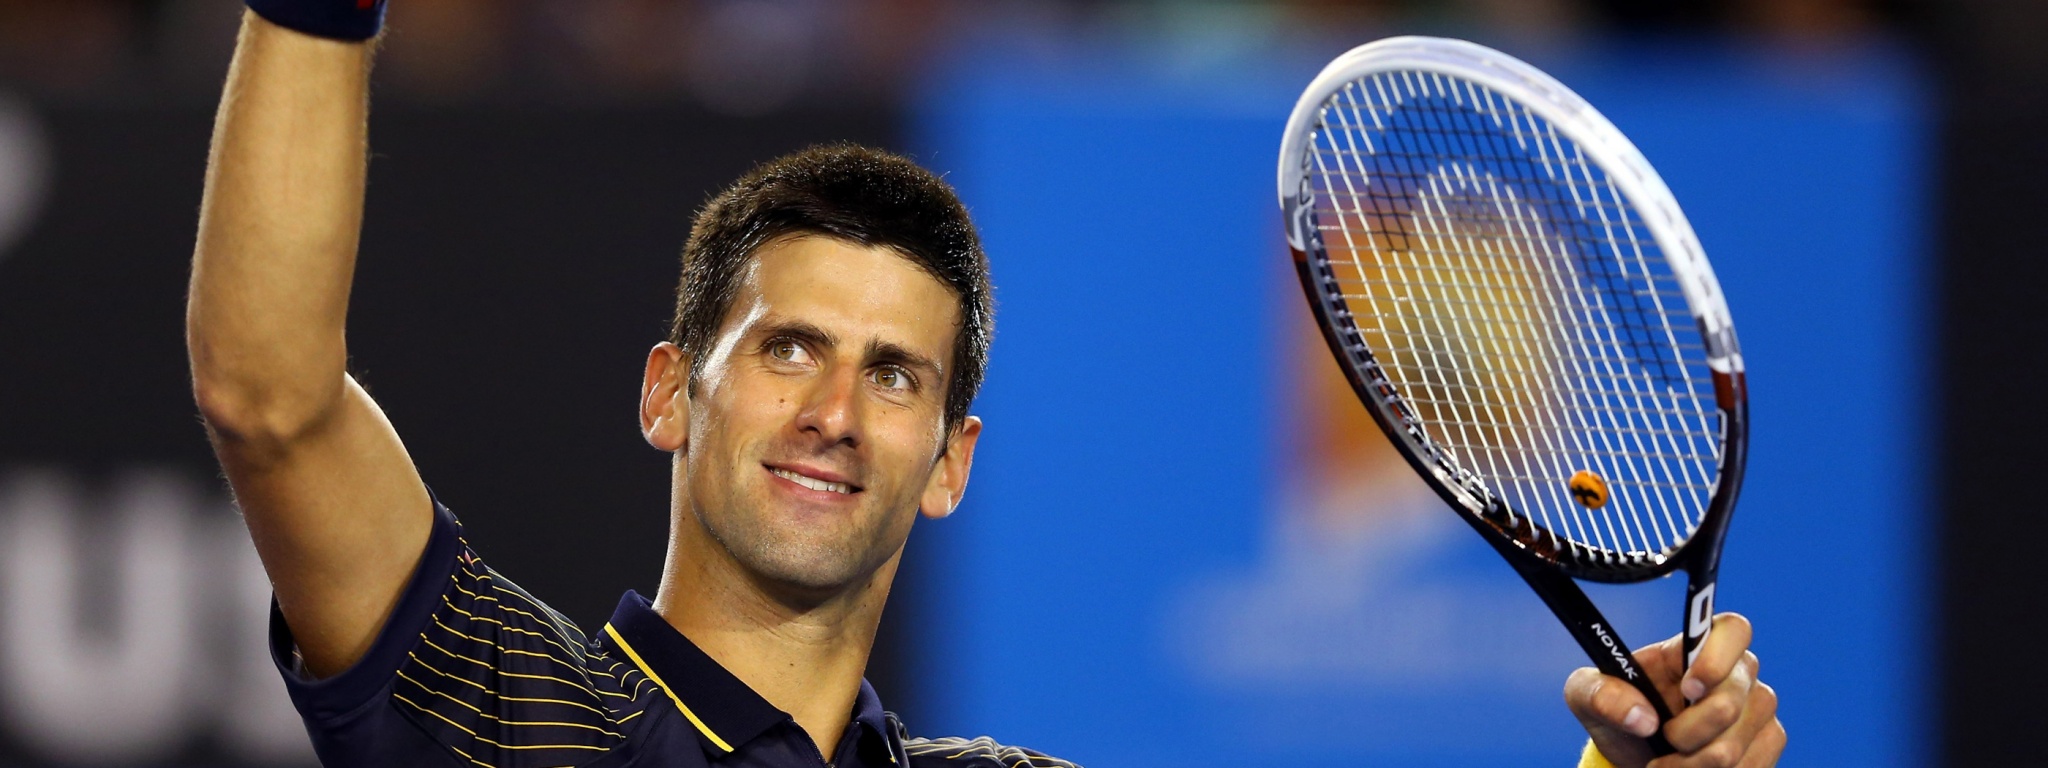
[187,10,374,448]
[184,8,432,679]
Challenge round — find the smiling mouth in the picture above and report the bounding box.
[768,466,859,495]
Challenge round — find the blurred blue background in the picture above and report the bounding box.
[0,1,2034,766]
[911,35,1925,768]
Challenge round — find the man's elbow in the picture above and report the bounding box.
[190,371,342,458]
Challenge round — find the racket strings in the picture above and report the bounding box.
[1306,70,1723,565]
[1424,85,1707,559]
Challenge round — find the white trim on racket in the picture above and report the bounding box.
[1277,36,1742,376]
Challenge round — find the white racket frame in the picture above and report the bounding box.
[1273,40,1750,735]
[1277,36,1742,379]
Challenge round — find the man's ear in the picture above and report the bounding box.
[640,342,690,452]
[919,415,983,520]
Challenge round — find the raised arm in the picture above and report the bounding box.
[187,8,430,679]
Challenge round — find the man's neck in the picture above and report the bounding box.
[651,526,897,763]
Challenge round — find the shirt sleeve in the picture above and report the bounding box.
[903,736,1084,768]
[269,497,657,768]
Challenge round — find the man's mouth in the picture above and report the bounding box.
[768,466,858,495]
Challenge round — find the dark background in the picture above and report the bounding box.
[0,0,2040,764]
[1927,0,2048,762]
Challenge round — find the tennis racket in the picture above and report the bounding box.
[1276,37,1747,755]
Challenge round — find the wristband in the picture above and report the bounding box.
[1578,739,1617,768]
[245,0,388,42]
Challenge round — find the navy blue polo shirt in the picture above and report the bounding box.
[270,499,1080,768]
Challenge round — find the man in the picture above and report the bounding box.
[185,3,1785,767]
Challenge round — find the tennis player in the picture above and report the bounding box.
[185,4,1783,768]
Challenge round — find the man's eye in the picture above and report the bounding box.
[871,367,912,391]
[768,340,810,363]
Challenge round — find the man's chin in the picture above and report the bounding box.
[731,544,875,599]
[700,503,902,602]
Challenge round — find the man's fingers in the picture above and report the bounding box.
[1664,657,1755,752]
[1682,613,1753,700]
[1569,614,1777,768]
[1651,675,1779,768]
[1736,713,1787,768]
[1566,617,1775,768]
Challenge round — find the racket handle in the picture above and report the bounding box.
[1608,638,1678,756]
[1505,555,1677,756]
[1560,590,1678,757]
[1681,576,1717,698]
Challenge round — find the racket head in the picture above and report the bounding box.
[1277,37,1748,583]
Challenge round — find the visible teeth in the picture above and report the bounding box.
[771,467,852,494]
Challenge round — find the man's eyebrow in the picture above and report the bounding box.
[755,317,838,349]
[866,339,943,379]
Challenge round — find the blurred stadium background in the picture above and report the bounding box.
[0,0,2036,765]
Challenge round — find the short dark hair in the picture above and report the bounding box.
[669,143,993,432]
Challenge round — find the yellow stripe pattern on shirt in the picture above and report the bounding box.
[391,539,658,768]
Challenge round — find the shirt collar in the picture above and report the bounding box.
[849,678,895,763]
[602,590,787,754]
[600,590,896,762]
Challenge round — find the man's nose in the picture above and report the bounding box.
[796,365,862,447]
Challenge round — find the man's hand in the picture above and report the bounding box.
[1564,613,1784,767]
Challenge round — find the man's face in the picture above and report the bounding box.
[666,235,974,596]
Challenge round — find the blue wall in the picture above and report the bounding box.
[910,38,1926,768]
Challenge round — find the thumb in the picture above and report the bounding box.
[1565,666,1660,768]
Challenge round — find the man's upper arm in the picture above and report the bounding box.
[210,374,432,679]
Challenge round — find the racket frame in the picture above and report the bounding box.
[1276,36,1750,754]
